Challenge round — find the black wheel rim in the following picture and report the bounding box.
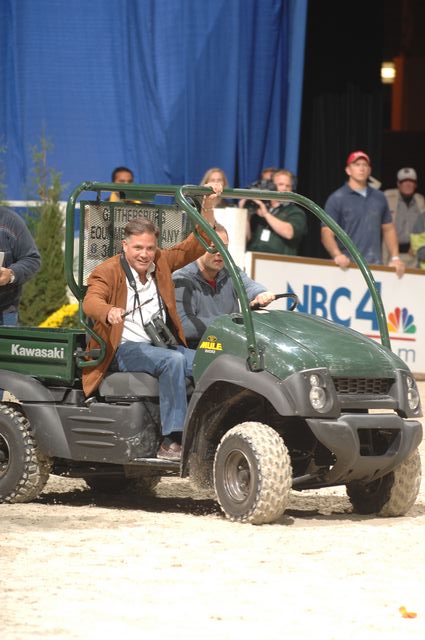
[0,432,10,478]
[223,449,253,503]
[362,478,385,497]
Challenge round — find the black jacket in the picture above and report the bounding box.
[0,206,41,312]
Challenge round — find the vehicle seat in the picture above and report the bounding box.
[98,371,194,400]
[98,371,160,399]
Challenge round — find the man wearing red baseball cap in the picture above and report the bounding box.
[321,151,405,277]
[346,150,371,165]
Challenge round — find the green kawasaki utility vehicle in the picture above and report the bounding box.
[0,182,422,524]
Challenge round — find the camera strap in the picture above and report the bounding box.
[119,252,164,327]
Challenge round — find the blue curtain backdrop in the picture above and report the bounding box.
[0,0,307,200]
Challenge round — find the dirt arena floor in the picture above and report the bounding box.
[2,384,425,640]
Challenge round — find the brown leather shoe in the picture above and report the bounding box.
[157,441,182,460]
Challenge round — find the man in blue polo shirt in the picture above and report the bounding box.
[321,151,405,277]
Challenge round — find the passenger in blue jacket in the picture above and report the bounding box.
[0,205,41,325]
[173,224,275,348]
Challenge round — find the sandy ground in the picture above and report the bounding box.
[1,386,425,640]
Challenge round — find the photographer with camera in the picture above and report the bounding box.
[238,167,277,216]
[244,168,307,256]
[82,184,221,460]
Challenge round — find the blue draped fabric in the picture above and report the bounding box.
[0,0,307,200]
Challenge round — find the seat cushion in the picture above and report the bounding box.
[98,372,160,398]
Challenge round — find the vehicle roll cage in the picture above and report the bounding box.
[65,182,390,372]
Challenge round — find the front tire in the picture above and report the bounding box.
[0,404,51,503]
[346,448,421,516]
[213,422,292,524]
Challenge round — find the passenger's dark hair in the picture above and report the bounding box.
[111,166,134,182]
[214,222,228,237]
[123,218,159,240]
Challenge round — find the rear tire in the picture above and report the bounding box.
[346,448,421,516]
[213,422,292,524]
[0,403,51,503]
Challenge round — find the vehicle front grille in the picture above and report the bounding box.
[333,377,393,395]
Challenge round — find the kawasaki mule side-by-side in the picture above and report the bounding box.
[0,182,422,524]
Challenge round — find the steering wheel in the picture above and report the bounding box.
[250,292,299,312]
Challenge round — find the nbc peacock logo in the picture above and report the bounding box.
[387,307,416,335]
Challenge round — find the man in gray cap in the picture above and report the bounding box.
[384,168,425,267]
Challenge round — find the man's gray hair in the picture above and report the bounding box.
[123,218,160,240]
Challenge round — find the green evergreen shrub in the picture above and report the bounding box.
[19,136,69,326]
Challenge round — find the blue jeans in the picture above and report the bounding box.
[115,342,195,436]
[0,311,18,326]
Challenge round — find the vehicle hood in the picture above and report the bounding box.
[253,310,406,379]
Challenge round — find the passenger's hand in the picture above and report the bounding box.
[388,257,405,278]
[250,291,276,308]
[107,306,125,325]
[334,254,350,269]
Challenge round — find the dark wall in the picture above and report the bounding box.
[297,0,384,258]
[382,132,425,192]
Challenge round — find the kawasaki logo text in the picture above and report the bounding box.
[11,344,65,359]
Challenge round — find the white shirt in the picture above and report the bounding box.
[120,263,164,344]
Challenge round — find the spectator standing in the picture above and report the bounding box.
[321,151,405,277]
[246,169,306,256]
[173,224,275,348]
[0,205,41,325]
[383,167,425,268]
[410,212,425,269]
[110,166,134,202]
[200,168,229,208]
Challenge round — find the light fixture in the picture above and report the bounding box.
[308,374,327,411]
[406,375,420,411]
[381,61,396,84]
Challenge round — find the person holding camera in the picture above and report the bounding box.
[237,167,277,216]
[82,184,221,460]
[245,169,307,255]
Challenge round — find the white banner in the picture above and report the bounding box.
[248,253,425,375]
[214,207,247,270]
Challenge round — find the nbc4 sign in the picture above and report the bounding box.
[286,270,421,370]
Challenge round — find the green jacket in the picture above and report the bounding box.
[247,202,306,255]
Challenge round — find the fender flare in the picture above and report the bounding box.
[182,355,297,474]
[190,354,297,417]
[0,370,72,458]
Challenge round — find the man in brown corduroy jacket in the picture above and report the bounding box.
[83,184,220,460]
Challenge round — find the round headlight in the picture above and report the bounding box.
[309,374,320,387]
[310,385,327,410]
[407,386,420,411]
